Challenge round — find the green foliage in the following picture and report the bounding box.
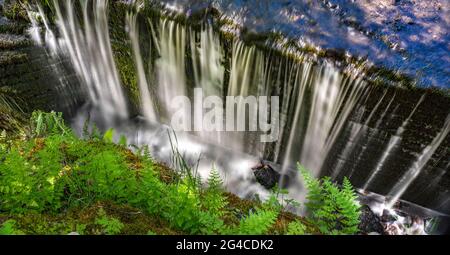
[0,87,25,113]
[103,128,115,143]
[146,230,156,235]
[286,220,307,235]
[0,134,69,213]
[95,208,124,235]
[75,223,87,235]
[0,111,361,235]
[202,167,228,217]
[264,185,300,212]
[231,209,278,235]
[31,111,71,137]
[119,135,127,147]
[0,220,23,235]
[298,163,361,235]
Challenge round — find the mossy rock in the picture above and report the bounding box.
[2,0,29,21]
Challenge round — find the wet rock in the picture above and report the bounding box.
[381,209,397,223]
[384,222,404,235]
[252,161,280,190]
[0,33,30,49]
[358,205,385,234]
[405,216,426,235]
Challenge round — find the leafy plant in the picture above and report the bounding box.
[0,220,23,235]
[146,230,156,235]
[31,111,70,137]
[263,184,300,212]
[286,220,307,235]
[202,167,228,217]
[231,209,279,235]
[0,87,25,113]
[298,163,361,235]
[0,111,363,236]
[103,128,115,143]
[95,208,124,235]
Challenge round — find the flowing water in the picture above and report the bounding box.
[52,0,128,121]
[29,0,450,232]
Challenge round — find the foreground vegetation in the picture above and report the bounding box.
[0,111,361,235]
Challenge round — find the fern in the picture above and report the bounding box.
[206,167,223,193]
[119,135,127,147]
[95,208,124,235]
[31,111,70,137]
[103,128,115,143]
[233,209,278,235]
[0,220,23,235]
[286,220,307,235]
[337,178,361,234]
[298,164,322,212]
[298,164,361,235]
[202,167,228,217]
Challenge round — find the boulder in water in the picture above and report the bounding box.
[358,205,385,235]
[252,161,280,190]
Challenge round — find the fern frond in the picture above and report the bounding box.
[234,209,279,235]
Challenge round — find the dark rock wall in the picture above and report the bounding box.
[0,1,84,130]
[0,46,84,115]
[323,86,450,214]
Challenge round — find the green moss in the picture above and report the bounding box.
[0,22,28,34]
[109,2,140,111]
[0,51,28,66]
[2,0,28,21]
[0,201,181,235]
[0,36,31,50]
[365,66,415,89]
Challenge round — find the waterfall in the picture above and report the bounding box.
[126,3,156,121]
[346,92,398,179]
[29,0,450,216]
[279,61,311,179]
[227,41,265,97]
[332,89,389,179]
[154,18,187,121]
[189,24,226,143]
[363,94,425,190]
[387,115,450,208]
[299,65,368,177]
[190,25,225,98]
[52,0,129,119]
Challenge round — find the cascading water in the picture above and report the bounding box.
[190,24,225,98]
[154,18,187,121]
[363,94,425,190]
[341,90,392,179]
[52,0,128,120]
[298,65,367,177]
[32,0,450,233]
[387,115,450,208]
[126,3,156,121]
